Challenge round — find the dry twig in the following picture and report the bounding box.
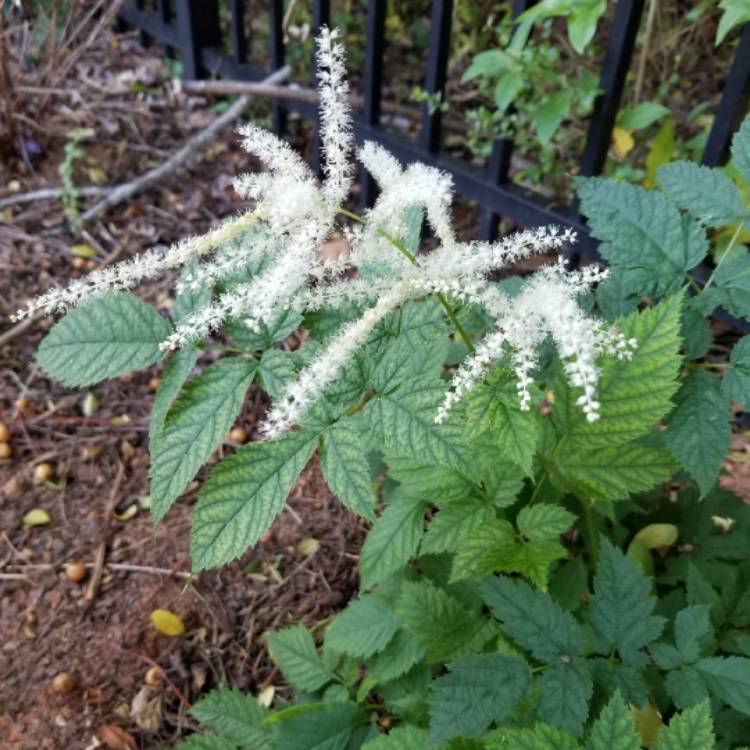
[78,65,291,223]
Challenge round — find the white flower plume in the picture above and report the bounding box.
[15,27,632,439]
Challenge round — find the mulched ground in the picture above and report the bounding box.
[0,26,368,750]
[1,13,749,750]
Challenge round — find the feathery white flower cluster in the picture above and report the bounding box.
[16,27,632,439]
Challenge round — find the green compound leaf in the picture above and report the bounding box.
[665,370,731,496]
[588,538,665,666]
[371,331,448,393]
[367,629,425,683]
[555,295,683,448]
[723,335,750,409]
[362,726,428,750]
[267,625,333,692]
[516,503,576,542]
[257,349,296,401]
[657,162,746,228]
[450,519,566,588]
[149,347,199,440]
[481,576,583,662]
[421,497,495,555]
[695,656,750,715]
[733,115,750,184]
[674,606,712,664]
[189,686,270,749]
[655,701,714,750]
[493,724,580,750]
[273,702,368,750]
[702,248,750,321]
[149,357,256,522]
[588,690,640,750]
[191,430,317,570]
[464,370,541,474]
[539,659,593,738]
[555,442,676,502]
[175,258,212,323]
[227,307,302,351]
[37,293,172,387]
[576,178,708,294]
[427,653,532,743]
[320,418,377,522]
[359,493,426,590]
[325,596,399,658]
[387,456,474,504]
[396,579,496,664]
[665,667,710,710]
[363,379,466,470]
[175,735,238,750]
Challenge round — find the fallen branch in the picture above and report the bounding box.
[85,461,125,602]
[79,65,291,224]
[183,78,318,105]
[182,78,469,134]
[0,185,107,211]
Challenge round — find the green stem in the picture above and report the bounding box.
[345,388,377,417]
[197,344,248,354]
[579,497,599,571]
[703,221,744,292]
[338,207,475,353]
[685,361,731,370]
[535,447,600,569]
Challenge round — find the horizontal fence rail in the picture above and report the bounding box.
[117,1,750,328]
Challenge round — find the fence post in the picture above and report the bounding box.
[174,0,222,80]
[703,24,750,167]
[420,0,454,153]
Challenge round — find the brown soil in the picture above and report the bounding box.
[0,26,365,750]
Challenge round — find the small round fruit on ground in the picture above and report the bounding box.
[34,462,54,483]
[228,426,248,444]
[52,672,76,694]
[0,422,10,443]
[64,562,88,583]
[0,443,12,460]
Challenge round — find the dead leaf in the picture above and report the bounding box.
[130,686,162,732]
[98,724,137,750]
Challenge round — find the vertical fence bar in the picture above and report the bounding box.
[157,0,171,23]
[359,0,388,208]
[135,0,151,47]
[478,0,537,241]
[229,0,248,64]
[269,0,286,135]
[310,0,331,176]
[419,0,454,153]
[578,0,645,177]
[174,0,221,80]
[702,24,750,167]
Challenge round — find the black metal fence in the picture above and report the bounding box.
[117,0,750,260]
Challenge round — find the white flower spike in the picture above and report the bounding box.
[16,27,632,436]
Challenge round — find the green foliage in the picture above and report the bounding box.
[149,357,256,521]
[587,691,640,750]
[427,653,531,742]
[665,371,731,496]
[37,293,171,387]
[325,596,400,658]
[189,686,270,748]
[588,538,665,665]
[267,625,333,692]
[191,431,318,570]
[656,701,714,750]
